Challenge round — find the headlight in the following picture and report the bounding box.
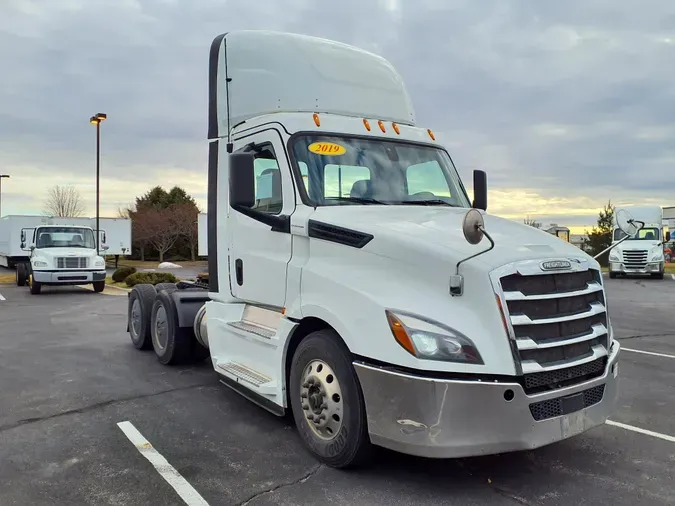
[94,258,105,267]
[650,252,662,261]
[385,310,484,364]
[609,251,620,261]
[32,260,48,268]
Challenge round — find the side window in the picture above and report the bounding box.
[406,161,452,198]
[250,146,283,215]
[324,164,371,198]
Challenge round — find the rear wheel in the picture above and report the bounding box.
[16,263,26,287]
[150,291,197,365]
[289,329,372,469]
[128,284,157,350]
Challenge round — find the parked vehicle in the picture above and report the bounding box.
[0,215,131,268]
[15,224,108,294]
[126,30,629,468]
[609,206,669,279]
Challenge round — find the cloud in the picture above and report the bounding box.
[0,0,674,229]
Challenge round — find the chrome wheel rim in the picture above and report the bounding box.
[299,359,344,440]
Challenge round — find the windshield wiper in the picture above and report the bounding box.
[396,199,457,207]
[325,196,389,205]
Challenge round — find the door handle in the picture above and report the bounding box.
[235,259,244,286]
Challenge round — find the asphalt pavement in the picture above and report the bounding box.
[0,275,673,505]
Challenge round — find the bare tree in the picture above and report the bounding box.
[172,202,200,261]
[43,185,85,217]
[142,207,182,262]
[524,216,542,229]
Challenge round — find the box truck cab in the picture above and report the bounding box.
[16,225,108,294]
[126,30,623,468]
[609,206,668,279]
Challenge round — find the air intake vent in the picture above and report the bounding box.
[307,220,373,248]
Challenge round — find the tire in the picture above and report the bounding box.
[154,282,177,294]
[652,272,664,280]
[609,271,617,279]
[128,284,157,350]
[150,290,196,365]
[29,276,42,295]
[16,263,26,287]
[289,329,372,469]
[93,281,106,293]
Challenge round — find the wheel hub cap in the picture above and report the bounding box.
[131,299,142,338]
[299,359,343,440]
[154,306,168,350]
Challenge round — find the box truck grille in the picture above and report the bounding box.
[622,249,648,270]
[56,257,88,269]
[497,265,609,394]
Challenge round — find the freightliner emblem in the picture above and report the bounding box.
[540,260,572,271]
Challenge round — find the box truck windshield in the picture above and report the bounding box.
[290,135,471,207]
[36,227,96,249]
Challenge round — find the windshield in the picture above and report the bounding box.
[36,227,96,249]
[290,135,471,207]
[613,227,660,242]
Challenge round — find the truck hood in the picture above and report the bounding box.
[309,206,593,270]
[35,248,99,258]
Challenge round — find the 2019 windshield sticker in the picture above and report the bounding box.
[308,142,346,156]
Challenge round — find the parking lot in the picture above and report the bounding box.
[0,275,673,506]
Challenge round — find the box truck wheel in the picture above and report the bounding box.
[16,263,27,287]
[150,291,195,365]
[609,271,617,279]
[289,329,372,469]
[128,284,157,350]
[652,271,664,280]
[29,277,42,295]
[93,281,106,293]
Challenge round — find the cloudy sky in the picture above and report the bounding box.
[1,0,674,234]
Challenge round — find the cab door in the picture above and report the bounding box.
[227,129,295,308]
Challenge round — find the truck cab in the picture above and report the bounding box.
[16,225,108,294]
[609,206,669,279]
[127,30,621,469]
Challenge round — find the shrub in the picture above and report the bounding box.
[125,272,179,287]
[112,266,137,283]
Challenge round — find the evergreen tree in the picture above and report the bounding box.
[584,200,615,266]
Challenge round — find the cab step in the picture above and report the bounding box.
[226,305,281,340]
[216,361,277,395]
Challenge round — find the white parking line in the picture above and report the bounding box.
[0,293,5,301]
[117,421,210,506]
[671,274,675,281]
[606,420,675,443]
[622,347,675,359]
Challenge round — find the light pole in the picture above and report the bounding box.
[89,113,107,254]
[0,174,9,217]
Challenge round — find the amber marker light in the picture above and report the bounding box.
[392,122,400,134]
[427,128,436,140]
[378,120,386,133]
[313,113,321,127]
[363,118,371,131]
[386,310,416,356]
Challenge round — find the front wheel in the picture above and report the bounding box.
[29,277,42,295]
[289,329,372,469]
[93,281,106,293]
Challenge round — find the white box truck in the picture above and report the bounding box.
[0,215,131,268]
[125,30,630,468]
[609,206,669,279]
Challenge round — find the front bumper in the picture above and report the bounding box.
[32,270,106,285]
[353,342,620,459]
[609,261,663,274]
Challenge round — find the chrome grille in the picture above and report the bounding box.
[494,261,609,394]
[622,249,648,270]
[56,257,88,269]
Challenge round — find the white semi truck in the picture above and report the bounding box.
[126,30,633,468]
[609,205,669,279]
[14,224,109,294]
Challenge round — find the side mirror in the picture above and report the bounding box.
[102,244,110,251]
[229,152,255,208]
[20,242,25,250]
[101,231,107,244]
[20,231,25,242]
[666,231,671,242]
[472,170,487,211]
